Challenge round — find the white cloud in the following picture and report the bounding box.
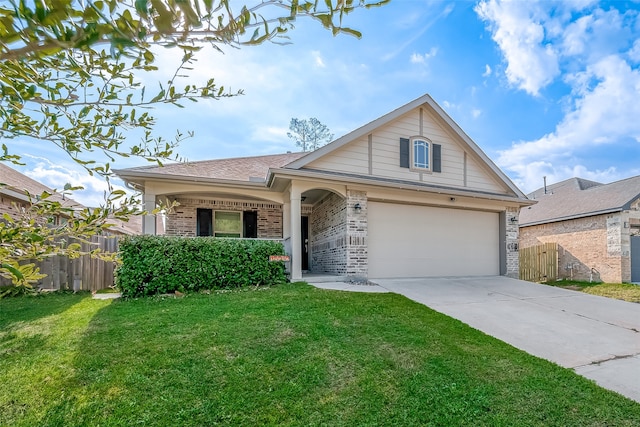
[410,47,438,64]
[251,126,290,144]
[482,64,492,77]
[20,155,130,207]
[382,3,453,62]
[562,8,634,62]
[471,109,482,118]
[630,39,640,63]
[442,100,459,110]
[312,50,326,68]
[475,0,560,95]
[510,162,626,194]
[497,55,640,192]
[476,1,640,191]
[561,15,592,56]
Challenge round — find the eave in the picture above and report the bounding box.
[113,169,269,191]
[269,167,535,206]
[519,207,624,227]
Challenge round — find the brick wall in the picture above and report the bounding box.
[166,198,282,238]
[520,213,624,283]
[309,192,347,274]
[0,195,25,219]
[346,190,368,279]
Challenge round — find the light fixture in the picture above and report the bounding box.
[354,203,362,213]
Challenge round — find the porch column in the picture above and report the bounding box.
[283,201,291,239]
[290,187,302,281]
[142,191,157,235]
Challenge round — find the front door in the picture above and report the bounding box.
[301,216,309,271]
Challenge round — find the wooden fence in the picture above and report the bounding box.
[519,242,558,282]
[1,236,120,292]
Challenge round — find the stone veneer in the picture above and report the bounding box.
[505,207,520,278]
[166,198,282,238]
[345,190,368,279]
[520,213,625,283]
[309,192,347,275]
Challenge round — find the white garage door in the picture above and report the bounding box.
[368,202,500,278]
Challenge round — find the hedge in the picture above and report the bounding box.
[116,236,288,297]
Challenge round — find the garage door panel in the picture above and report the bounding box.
[368,202,499,278]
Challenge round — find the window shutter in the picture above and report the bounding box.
[433,144,442,173]
[400,138,410,168]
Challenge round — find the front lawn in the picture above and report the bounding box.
[1,283,638,426]
[546,280,640,303]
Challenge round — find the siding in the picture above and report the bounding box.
[306,108,505,194]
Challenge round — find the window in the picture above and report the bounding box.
[412,137,431,171]
[400,137,442,172]
[214,211,242,238]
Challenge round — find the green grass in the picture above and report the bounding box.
[546,280,640,303]
[1,283,639,426]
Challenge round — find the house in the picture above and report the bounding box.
[0,163,143,235]
[115,94,533,281]
[519,176,640,283]
[0,162,83,223]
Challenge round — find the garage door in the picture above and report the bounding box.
[368,202,500,278]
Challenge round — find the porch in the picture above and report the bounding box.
[149,184,366,281]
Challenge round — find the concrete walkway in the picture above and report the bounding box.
[311,276,640,403]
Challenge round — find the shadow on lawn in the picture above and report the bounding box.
[0,292,91,330]
[32,298,125,426]
[35,295,207,426]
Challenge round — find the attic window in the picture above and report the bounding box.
[412,137,431,171]
[400,137,442,173]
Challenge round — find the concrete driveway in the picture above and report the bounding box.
[373,276,640,403]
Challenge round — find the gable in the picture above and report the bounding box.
[304,107,509,194]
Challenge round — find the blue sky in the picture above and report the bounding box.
[8,0,640,206]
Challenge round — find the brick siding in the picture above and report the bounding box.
[520,213,625,283]
[0,196,26,219]
[309,192,347,274]
[166,198,282,238]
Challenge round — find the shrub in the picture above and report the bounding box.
[116,236,287,297]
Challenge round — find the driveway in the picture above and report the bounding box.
[373,276,640,403]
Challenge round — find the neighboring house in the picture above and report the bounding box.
[115,94,533,281]
[519,176,640,283]
[0,162,83,225]
[0,163,142,235]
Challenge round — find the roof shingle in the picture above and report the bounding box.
[121,152,307,182]
[519,176,640,226]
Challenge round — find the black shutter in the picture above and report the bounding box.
[400,137,410,168]
[243,211,258,238]
[432,144,442,173]
[196,208,213,236]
